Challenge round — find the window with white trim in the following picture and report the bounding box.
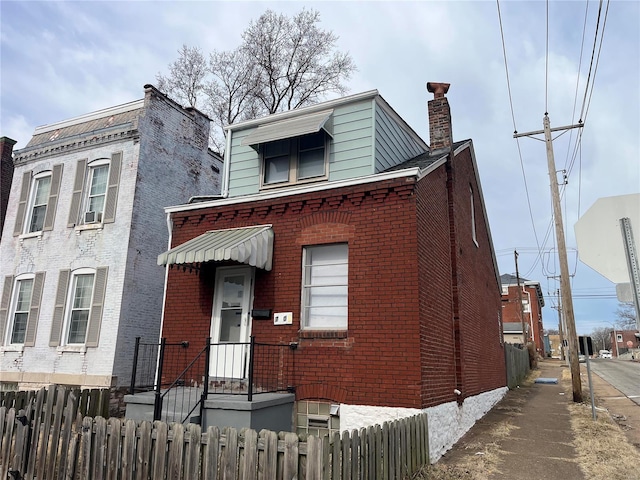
[27,174,51,233]
[50,267,108,347]
[66,272,94,344]
[261,132,328,188]
[68,153,122,227]
[13,166,63,236]
[0,273,45,347]
[301,244,348,330]
[8,277,33,344]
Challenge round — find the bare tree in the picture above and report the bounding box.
[615,301,637,330]
[589,327,611,352]
[156,8,356,152]
[156,45,208,109]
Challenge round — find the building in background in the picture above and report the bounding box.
[0,85,222,401]
[500,274,545,354]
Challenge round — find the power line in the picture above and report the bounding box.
[496,0,545,276]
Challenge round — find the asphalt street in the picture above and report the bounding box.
[587,358,640,406]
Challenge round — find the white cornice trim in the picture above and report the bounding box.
[164,168,421,213]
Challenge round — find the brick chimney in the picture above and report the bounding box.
[0,136,17,238]
[426,82,452,151]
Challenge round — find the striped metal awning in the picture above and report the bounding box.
[158,225,274,271]
[240,109,333,149]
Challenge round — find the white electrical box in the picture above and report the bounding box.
[274,312,293,325]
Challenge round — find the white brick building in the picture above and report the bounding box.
[0,85,222,390]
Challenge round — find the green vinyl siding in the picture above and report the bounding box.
[226,98,377,197]
[327,100,375,179]
[374,104,426,172]
[228,129,261,196]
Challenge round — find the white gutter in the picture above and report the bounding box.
[163,167,422,214]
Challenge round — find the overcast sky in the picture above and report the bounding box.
[1,1,638,334]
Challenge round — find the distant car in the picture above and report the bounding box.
[599,350,612,359]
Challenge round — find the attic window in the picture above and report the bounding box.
[261,131,329,188]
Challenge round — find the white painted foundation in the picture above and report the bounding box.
[340,386,508,464]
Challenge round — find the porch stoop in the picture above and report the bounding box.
[124,390,294,432]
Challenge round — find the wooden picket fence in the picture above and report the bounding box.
[0,385,430,479]
[0,385,109,419]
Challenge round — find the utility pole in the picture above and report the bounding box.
[515,115,583,402]
[515,250,527,345]
[555,290,565,361]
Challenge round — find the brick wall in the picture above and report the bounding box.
[449,146,505,399]
[163,177,424,408]
[0,137,16,238]
[163,155,506,409]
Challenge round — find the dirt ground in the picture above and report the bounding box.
[411,359,639,480]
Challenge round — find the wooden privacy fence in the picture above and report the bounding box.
[505,343,531,389]
[0,385,109,419]
[0,387,430,480]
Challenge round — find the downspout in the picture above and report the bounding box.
[157,211,173,343]
[446,150,464,404]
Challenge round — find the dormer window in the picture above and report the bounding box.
[262,131,328,187]
[241,109,333,190]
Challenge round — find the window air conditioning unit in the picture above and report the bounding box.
[84,211,102,224]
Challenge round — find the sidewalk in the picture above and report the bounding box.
[437,358,639,479]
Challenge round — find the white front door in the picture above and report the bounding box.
[210,266,254,379]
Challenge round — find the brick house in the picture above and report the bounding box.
[156,83,506,461]
[0,85,222,394]
[500,273,545,354]
[609,329,640,357]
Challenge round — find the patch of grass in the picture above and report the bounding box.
[562,367,639,479]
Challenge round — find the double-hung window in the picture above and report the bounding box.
[0,273,45,347]
[262,131,329,187]
[27,175,51,233]
[50,267,108,347]
[301,244,348,330]
[13,166,63,236]
[68,152,122,227]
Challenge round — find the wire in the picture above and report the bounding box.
[496,0,545,279]
[563,0,590,173]
[578,0,604,123]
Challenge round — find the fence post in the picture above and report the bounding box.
[154,338,166,421]
[248,336,256,402]
[130,337,141,395]
[200,337,211,424]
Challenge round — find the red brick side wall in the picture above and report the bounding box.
[163,177,424,408]
[416,164,457,407]
[449,147,505,399]
[501,285,544,353]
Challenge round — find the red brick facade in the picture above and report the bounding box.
[501,283,544,354]
[161,145,505,409]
